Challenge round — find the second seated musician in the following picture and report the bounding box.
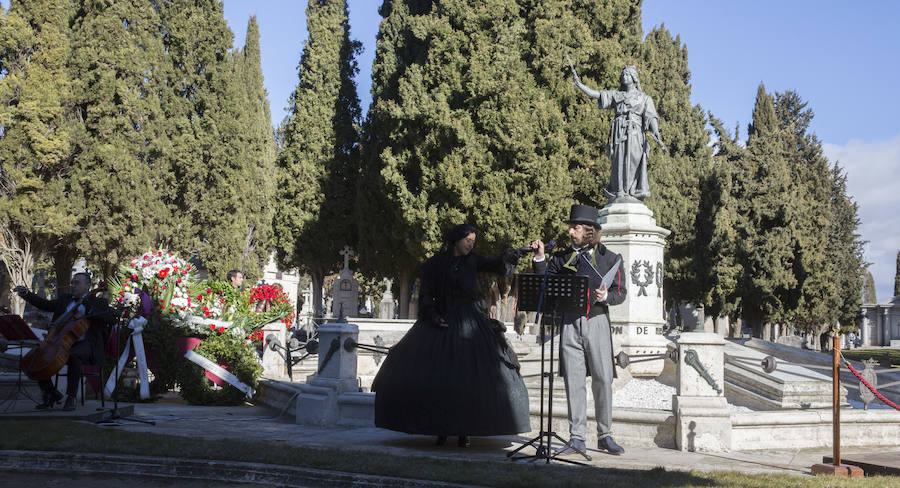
[531,204,627,455]
[372,224,531,447]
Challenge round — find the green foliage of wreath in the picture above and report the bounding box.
[177,332,263,405]
[103,315,185,403]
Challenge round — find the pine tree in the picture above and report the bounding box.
[67,0,173,278]
[0,1,78,310]
[639,25,711,305]
[862,271,877,304]
[275,0,362,317]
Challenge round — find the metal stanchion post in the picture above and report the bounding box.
[811,325,863,478]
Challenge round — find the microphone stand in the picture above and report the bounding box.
[98,312,154,425]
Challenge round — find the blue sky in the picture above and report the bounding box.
[224,0,900,303]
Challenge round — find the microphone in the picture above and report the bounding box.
[517,239,556,254]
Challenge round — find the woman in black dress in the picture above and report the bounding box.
[373,224,531,447]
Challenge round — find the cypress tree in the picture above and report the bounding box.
[66,0,173,278]
[696,115,744,322]
[735,84,797,337]
[275,0,362,317]
[640,25,711,305]
[360,0,578,317]
[0,1,78,309]
[158,0,264,281]
[774,91,835,332]
[895,252,900,298]
[825,163,865,328]
[230,17,276,282]
[862,271,876,304]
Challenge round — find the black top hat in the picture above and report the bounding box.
[564,204,600,228]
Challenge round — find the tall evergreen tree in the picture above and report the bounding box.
[734,84,797,337]
[774,91,835,332]
[826,164,865,327]
[67,0,173,278]
[158,0,267,281]
[640,25,711,305]
[0,1,78,310]
[895,251,900,298]
[230,16,276,281]
[275,0,362,317]
[696,115,744,322]
[862,271,877,304]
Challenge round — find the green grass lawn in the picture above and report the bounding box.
[0,420,895,487]
[843,349,900,367]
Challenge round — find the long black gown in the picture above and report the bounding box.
[372,250,531,436]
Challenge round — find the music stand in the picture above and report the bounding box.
[508,273,590,465]
[0,314,42,410]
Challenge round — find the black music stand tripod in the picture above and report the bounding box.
[508,273,591,465]
[0,314,42,411]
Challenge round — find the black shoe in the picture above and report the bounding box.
[598,436,624,455]
[35,389,63,410]
[62,395,77,412]
[435,435,447,446]
[457,435,470,448]
[554,438,587,456]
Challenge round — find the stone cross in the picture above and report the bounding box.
[339,245,354,271]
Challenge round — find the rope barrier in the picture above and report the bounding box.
[840,354,900,411]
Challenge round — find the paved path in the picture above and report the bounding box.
[77,399,859,476]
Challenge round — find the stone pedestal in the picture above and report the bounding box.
[673,332,731,452]
[296,321,370,426]
[260,321,288,378]
[598,200,670,376]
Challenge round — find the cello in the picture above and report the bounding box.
[22,284,107,381]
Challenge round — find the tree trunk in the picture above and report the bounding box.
[53,245,76,296]
[398,265,412,319]
[311,269,325,325]
[0,230,37,316]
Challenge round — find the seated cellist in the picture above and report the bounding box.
[13,272,117,411]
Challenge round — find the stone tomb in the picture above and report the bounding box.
[330,246,359,318]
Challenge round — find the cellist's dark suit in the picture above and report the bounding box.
[19,290,117,405]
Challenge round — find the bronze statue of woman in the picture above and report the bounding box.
[569,60,666,201]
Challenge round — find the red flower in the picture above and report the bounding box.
[204,310,211,317]
[158,268,169,278]
[210,324,215,331]
[217,326,225,334]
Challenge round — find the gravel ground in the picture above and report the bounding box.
[612,378,752,412]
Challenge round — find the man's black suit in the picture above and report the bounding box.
[20,291,117,398]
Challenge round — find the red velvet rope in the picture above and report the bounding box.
[841,355,900,411]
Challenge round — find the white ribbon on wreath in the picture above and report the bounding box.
[104,316,151,400]
[184,350,255,398]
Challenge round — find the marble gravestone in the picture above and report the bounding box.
[331,246,359,319]
[379,278,394,320]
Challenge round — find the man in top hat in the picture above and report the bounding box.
[530,204,627,456]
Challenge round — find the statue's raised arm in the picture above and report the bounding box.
[569,64,665,202]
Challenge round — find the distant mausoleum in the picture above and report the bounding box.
[860,296,900,347]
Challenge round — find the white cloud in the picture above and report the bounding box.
[823,134,900,302]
